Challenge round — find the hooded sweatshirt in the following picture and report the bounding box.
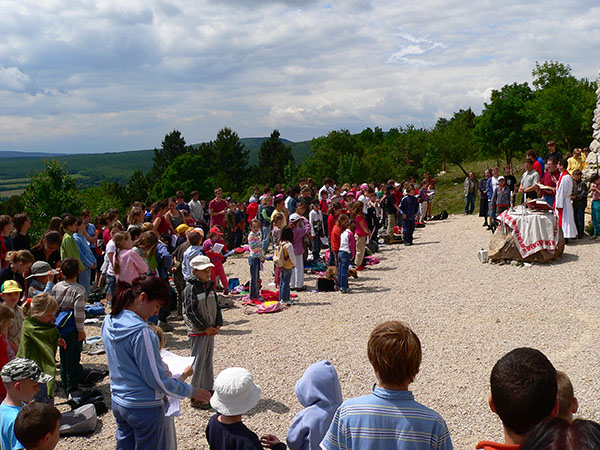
[102,310,193,408]
[286,360,343,450]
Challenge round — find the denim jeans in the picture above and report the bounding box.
[248,256,261,299]
[544,195,555,206]
[465,193,475,214]
[593,201,600,236]
[312,229,322,261]
[337,250,350,291]
[279,268,293,303]
[261,225,271,253]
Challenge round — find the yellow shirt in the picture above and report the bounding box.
[271,209,287,227]
[567,155,584,174]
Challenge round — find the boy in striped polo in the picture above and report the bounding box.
[321,321,452,450]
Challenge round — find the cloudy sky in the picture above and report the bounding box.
[1,0,599,154]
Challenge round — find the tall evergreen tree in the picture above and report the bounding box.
[211,127,249,193]
[257,130,294,187]
[151,130,190,179]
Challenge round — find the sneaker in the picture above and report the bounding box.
[158,321,174,332]
[295,286,307,292]
[340,289,351,294]
[590,235,598,240]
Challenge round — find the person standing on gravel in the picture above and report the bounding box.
[102,276,210,449]
[464,172,478,215]
[479,170,491,227]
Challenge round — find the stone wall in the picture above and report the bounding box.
[583,68,600,181]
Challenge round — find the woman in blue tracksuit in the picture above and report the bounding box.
[102,276,210,449]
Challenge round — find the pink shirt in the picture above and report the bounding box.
[117,249,148,285]
[354,215,369,237]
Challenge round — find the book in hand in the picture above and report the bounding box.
[536,182,555,191]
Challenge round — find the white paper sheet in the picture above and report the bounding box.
[212,242,224,253]
[160,349,196,417]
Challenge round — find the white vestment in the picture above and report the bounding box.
[555,172,577,238]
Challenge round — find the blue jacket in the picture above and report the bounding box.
[486,177,497,200]
[286,360,343,450]
[102,310,193,409]
[155,242,173,280]
[74,233,96,269]
[399,195,419,221]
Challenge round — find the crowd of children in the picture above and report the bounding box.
[2,173,599,449]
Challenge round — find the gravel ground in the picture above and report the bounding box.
[56,214,600,449]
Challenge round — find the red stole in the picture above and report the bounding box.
[554,170,568,225]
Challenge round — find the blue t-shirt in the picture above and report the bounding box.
[0,402,24,450]
[322,388,452,450]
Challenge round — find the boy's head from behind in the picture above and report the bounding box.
[60,258,79,280]
[1,358,53,403]
[188,232,202,246]
[14,402,61,450]
[490,347,557,437]
[556,370,578,423]
[367,321,421,388]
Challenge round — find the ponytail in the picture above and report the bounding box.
[111,276,170,317]
[23,293,58,318]
[112,231,130,276]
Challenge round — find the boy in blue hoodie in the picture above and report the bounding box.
[286,360,342,450]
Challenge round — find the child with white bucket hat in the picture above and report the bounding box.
[205,367,286,449]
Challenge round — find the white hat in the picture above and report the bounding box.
[210,367,261,416]
[289,213,302,223]
[190,255,214,271]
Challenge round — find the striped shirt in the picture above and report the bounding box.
[321,388,452,450]
[248,231,263,259]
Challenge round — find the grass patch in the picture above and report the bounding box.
[0,189,26,199]
[432,160,498,215]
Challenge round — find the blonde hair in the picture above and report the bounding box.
[272,212,284,226]
[6,250,34,265]
[23,293,58,318]
[149,323,167,350]
[0,303,15,330]
[112,231,131,275]
[141,222,155,233]
[128,207,143,226]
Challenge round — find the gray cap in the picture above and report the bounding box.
[1,358,53,384]
[26,261,59,279]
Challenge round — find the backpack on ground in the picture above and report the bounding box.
[66,389,108,415]
[60,404,97,435]
[366,239,379,253]
[317,277,336,292]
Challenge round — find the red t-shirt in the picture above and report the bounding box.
[330,225,342,252]
[209,199,227,227]
[393,190,402,206]
[533,161,543,179]
[541,170,559,196]
[354,215,369,237]
[327,214,338,235]
[246,202,258,223]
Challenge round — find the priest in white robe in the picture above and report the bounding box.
[555,159,577,239]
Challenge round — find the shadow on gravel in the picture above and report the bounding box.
[248,398,290,415]
[410,240,441,246]
[219,328,252,336]
[349,286,391,293]
[554,253,580,263]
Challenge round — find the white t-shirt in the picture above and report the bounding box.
[104,239,116,277]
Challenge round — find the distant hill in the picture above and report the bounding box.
[0,151,62,158]
[0,137,312,199]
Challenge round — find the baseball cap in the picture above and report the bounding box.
[209,226,223,235]
[176,224,190,234]
[1,280,22,294]
[1,358,53,384]
[498,176,505,181]
[26,261,59,279]
[289,213,302,223]
[192,227,204,236]
[190,255,214,271]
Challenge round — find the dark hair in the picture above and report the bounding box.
[176,190,184,199]
[111,276,171,316]
[31,230,61,252]
[558,158,568,169]
[14,402,61,448]
[12,214,29,233]
[61,258,80,279]
[190,190,199,197]
[80,209,91,218]
[60,215,77,234]
[274,197,284,207]
[188,232,202,246]
[281,226,294,243]
[0,215,12,229]
[521,418,600,450]
[48,217,62,232]
[590,174,600,183]
[129,227,142,241]
[547,157,557,166]
[490,347,557,435]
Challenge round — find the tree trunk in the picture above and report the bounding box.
[456,162,469,178]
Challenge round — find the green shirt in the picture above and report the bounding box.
[60,231,84,271]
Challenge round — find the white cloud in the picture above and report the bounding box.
[0,0,599,153]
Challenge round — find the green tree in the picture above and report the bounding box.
[257,130,294,186]
[209,127,249,193]
[127,170,151,204]
[0,195,24,216]
[475,83,533,166]
[526,61,596,151]
[22,160,83,240]
[151,130,190,179]
[301,130,364,182]
[151,152,215,202]
[432,109,477,176]
[337,154,366,183]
